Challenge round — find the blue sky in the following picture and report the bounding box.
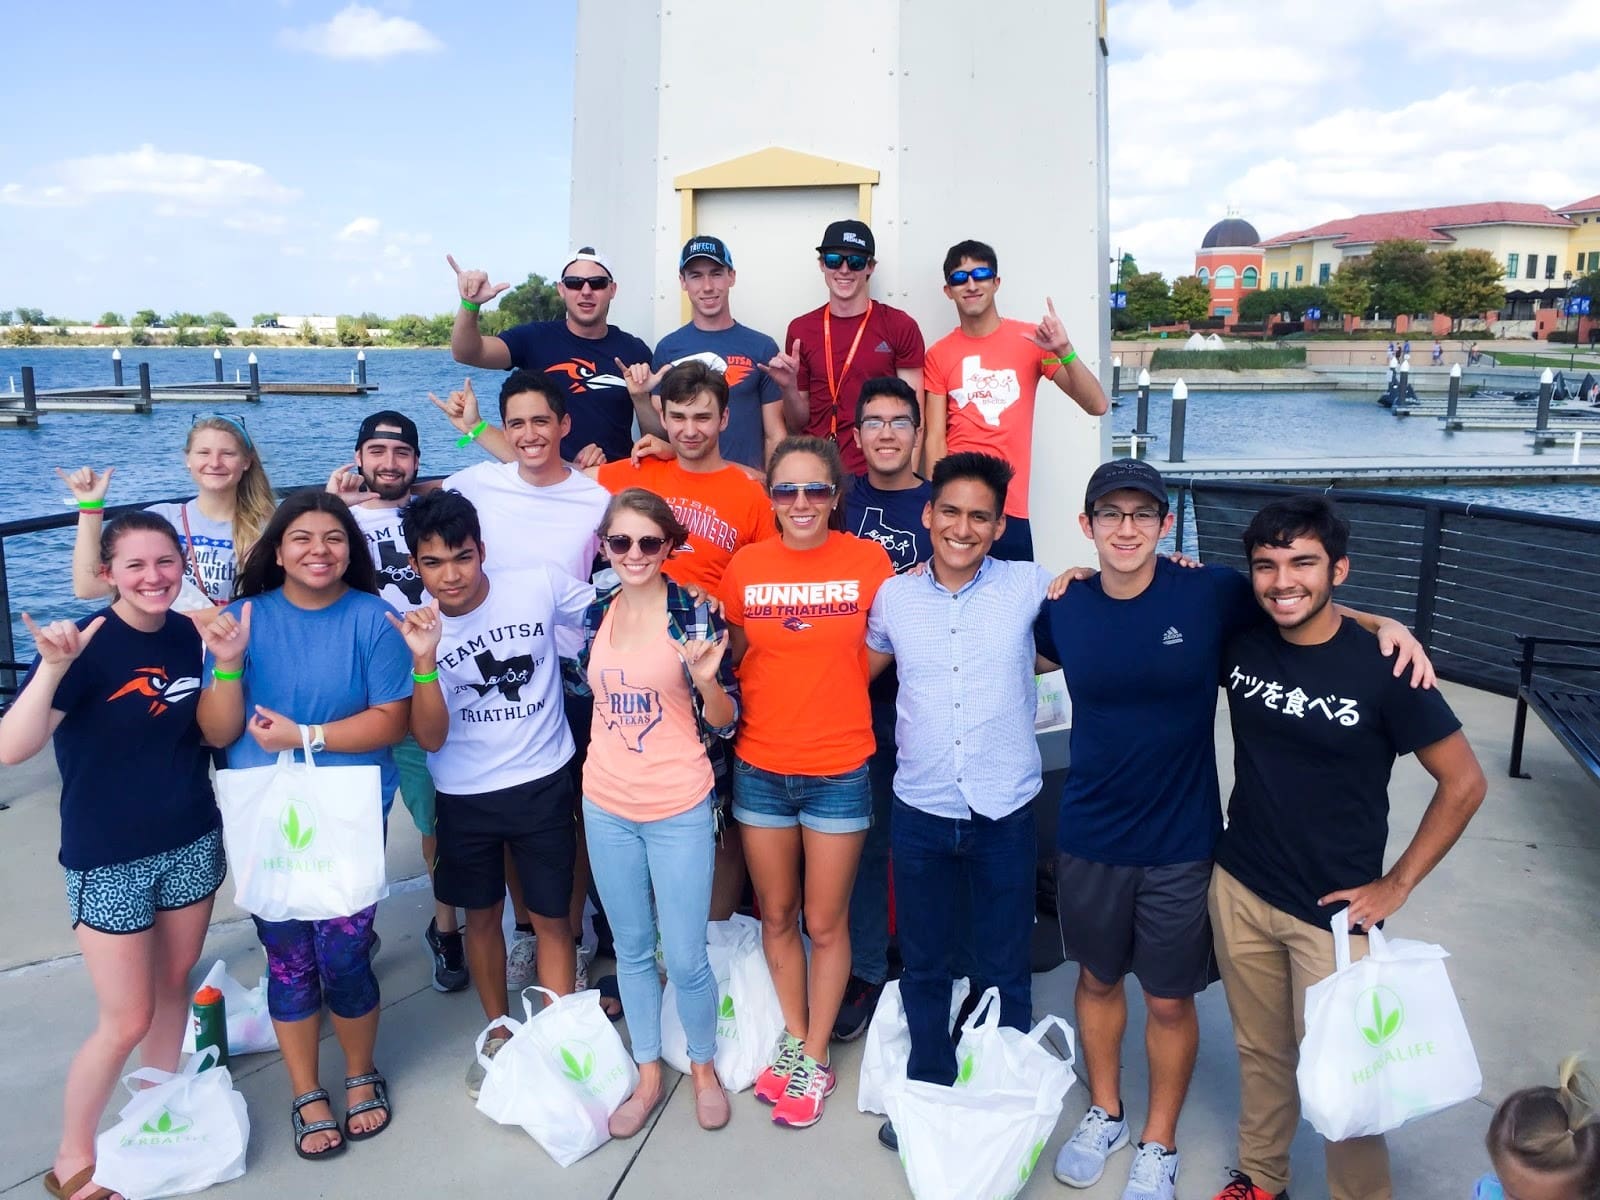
[3,0,1597,319]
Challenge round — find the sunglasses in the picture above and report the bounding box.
[821,252,870,271]
[947,266,997,285]
[770,482,837,504]
[191,412,253,449]
[603,533,669,556]
[561,275,613,291]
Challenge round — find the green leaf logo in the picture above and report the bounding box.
[1356,986,1404,1047]
[140,1108,191,1135]
[956,1051,976,1085]
[718,994,736,1021]
[559,1043,594,1082]
[1020,1137,1046,1182]
[279,799,315,851]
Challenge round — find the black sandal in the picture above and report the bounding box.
[343,1070,392,1141]
[597,973,625,1022]
[291,1088,346,1160]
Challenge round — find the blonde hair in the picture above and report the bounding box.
[186,417,276,566]
[1486,1056,1600,1195]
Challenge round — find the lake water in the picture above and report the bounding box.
[2,347,1597,658]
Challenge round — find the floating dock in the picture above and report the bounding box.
[1152,456,1600,486]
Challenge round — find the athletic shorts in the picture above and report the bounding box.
[63,827,226,935]
[1055,852,1218,998]
[392,733,437,837]
[434,767,576,917]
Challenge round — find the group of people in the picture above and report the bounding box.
[2,220,1583,1200]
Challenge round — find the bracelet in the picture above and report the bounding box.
[1044,350,1078,366]
[455,419,488,448]
[459,299,481,312]
[77,500,105,511]
[412,669,439,684]
[212,667,244,681]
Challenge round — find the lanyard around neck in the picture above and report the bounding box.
[823,301,874,437]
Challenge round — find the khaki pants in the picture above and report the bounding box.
[1208,865,1392,1200]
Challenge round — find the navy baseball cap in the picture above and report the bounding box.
[679,236,733,271]
[356,410,419,453]
[816,219,875,258]
[1084,459,1168,510]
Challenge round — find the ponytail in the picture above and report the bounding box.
[1486,1056,1600,1195]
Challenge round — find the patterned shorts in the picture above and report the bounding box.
[63,827,227,935]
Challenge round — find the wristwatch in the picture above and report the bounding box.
[309,723,327,753]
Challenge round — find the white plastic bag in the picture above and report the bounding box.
[474,986,639,1167]
[953,986,1077,1095]
[215,729,387,921]
[857,976,972,1114]
[1298,908,1482,1140]
[660,914,786,1092]
[93,1047,249,1200]
[180,960,278,1056]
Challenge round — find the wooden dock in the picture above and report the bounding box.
[1146,456,1600,486]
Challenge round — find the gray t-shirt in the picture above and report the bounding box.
[146,500,235,603]
[652,321,781,470]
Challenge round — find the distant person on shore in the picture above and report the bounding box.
[1432,340,1443,365]
[446,248,654,465]
[922,238,1110,561]
[325,411,466,997]
[1402,339,1411,360]
[59,415,276,616]
[1468,342,1482,366]
[1387,341,1396,360]
[1,512,225,1200]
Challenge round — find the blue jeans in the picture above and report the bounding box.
[582,796,717,1065]
[891,798,1035,1085]
[848,697,898,984]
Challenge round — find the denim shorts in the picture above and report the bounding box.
[731,757,872,834]
[63,826,226,935]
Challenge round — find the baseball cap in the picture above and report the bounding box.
[1084,459,1168,510]
[560,246,614,277]
[356,410,420,453]
[679,235,734,271]
[816,219,875,258]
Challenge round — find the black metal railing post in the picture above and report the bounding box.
[1412,504,1444,646]
[0,537,13,697]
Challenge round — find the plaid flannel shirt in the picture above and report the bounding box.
[567,578,740,755]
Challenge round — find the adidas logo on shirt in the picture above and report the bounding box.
[875,340,893,353]
[1162,626,1184,646]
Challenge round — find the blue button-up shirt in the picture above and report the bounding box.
[866,557,1053,820]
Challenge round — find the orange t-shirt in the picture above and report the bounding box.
[596,458,774,593]
[719,531,895,775]
[923,318,1056,518]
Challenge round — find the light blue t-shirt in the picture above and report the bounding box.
[652,321,781,470]
[209,587,413,810]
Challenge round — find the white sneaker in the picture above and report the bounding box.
[466,1034,507,1100]
[1054,1104,1131,1187]
[1121,1141,1178,1200]
[506,930,537,992]
[575,943,593,992]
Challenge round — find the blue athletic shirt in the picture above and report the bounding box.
[652,321,781,471]
[846,473,933,704]
[1034,559,1260,866]
[496,320,652,463]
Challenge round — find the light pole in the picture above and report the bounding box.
[1564,271,1576,371]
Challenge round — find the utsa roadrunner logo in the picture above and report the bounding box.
[376,540,426,605]
[546,358,627,393]
[672,350,755,388]
[781,616,813,632]
[108,667,201,716]
[467,648,535,700]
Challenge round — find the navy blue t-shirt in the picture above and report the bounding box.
[846,474,933,704]
[32,608,218,870]
[653,321,781,471]
[497,320,652,462]
[1034,559,1260,866]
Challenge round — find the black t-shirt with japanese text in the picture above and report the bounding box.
[1213,616,1462,930]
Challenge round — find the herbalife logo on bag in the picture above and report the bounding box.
[122,1106,205,1148]
[956,1049,977,1085]
[260,796,336,874]
[716,993,738,1040]
[1357,986,1404,1046]
[280,799,315,851]
[556,1039,626,1098]
[985,1137,1047,1200]
[141,1109,191,1136]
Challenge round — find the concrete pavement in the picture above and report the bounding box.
[2,681,1596,1199]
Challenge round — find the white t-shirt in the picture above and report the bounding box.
[440,462,608,657]
[145,500,234,604]
[351,501,430,613]
[427,565,595,794]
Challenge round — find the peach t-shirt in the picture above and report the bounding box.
[719,531,895,775]
[582,606,715,821]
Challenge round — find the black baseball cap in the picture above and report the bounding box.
[816,219,875,258]
[679,235,734,271]
[1084,459,1167,510]
[356,410,419,453]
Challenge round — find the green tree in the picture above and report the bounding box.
[1116,253,1140,287]
[1365,239,1439,321]
[131,309,158,328]
[237,329,265,347]
[1433,249,1506,330]
[357,311,387,330]
[0,309,13,325]
[207,324,232,345]
[1325,259,1374,321]
[1169,275,1212,323]
[169,311,204,328]
[335,315,372,347]
[203,310,236,328]
[496,273,563,326]
[251,312,280,326]
[1568,269,1600,301]
[1238,285,1328,322]
[5,324,43,346]
[298,319,320,346]
[129,328,154,347]
[1122,271,1173,328]
[16,306,45,325]
[99,311,125,326]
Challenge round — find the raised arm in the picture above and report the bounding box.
[428,378,514,463]
[616,358,668,441]
[56,467,117,600]
[387,607,448,752]
[1028,298,1109,416]
[0,614,104,764]
[195,602,252,748]
[759,338,808,435]
[447,254,512,370]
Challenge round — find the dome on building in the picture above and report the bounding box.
[1201,217,1260,249]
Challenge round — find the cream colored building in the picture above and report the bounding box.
[1558,193,1600,276]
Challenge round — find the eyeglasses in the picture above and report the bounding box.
[770,482,838,505]
[191,412,253,449]
[821,252,870,271]
[561,275,613,291]
[603,534,669,556]
[947,266,997,286]
[857,416,916,432]
[1092,508,1163,529]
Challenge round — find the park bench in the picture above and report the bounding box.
[1508,636,1600,787]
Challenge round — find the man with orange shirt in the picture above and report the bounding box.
[923,238,1110,560]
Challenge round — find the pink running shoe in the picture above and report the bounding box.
[753,1032,804,1105]
[770,1054,836,1128]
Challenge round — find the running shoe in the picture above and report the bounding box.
[770,1053,836,1128]
[1210,1170,1289,1200]
[753,1032,805,1105]
[831,974,883,1042]
[1054,1104,1131,1187]
[506,929,537,992]
[466,1034,507,1100]
[424,917,469,993]
[1122,1141,1178,1200]
[575,943,593,993]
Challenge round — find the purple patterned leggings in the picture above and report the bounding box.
[252,904,379,1022]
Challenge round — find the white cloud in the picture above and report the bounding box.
[338,215,382,240]
[279,4,443,60]
[0,145,298,208]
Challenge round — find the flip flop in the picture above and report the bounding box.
[42,1165,116,1200]
[597,974,625,1022]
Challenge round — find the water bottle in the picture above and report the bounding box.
[191,985,229,1069]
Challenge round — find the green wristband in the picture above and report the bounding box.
[77,500,106,511]
[212,667,244,682]
[455,419,488,448]
[412,669,439,684]
[459,298,481,312]
[1045,350,1078,366]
